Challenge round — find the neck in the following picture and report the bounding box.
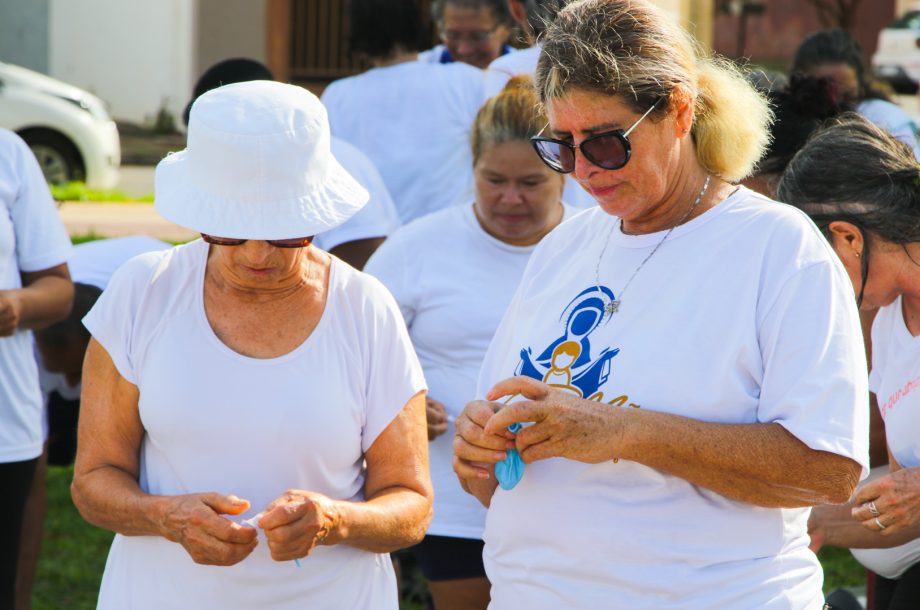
[621,170,729,236]
[205,248,325,304]
[902,291,920,337]
[371,48,418,68]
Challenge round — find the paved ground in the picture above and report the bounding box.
[60,202,196,242]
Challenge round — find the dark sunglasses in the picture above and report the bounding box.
[531,98,663,174]
[201,234,314,248]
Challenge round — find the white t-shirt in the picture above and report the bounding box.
[0,129,73,463]
[417,44,448,64]
[477,188,869,609]
[849,297,920,579]
[858,99,920,159]
[365,202,573,539]
[83,240,426,610]
[313,138,400,252]
[321,61,483,224]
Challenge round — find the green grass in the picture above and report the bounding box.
[51,182,153,203]
[30,466,867,608]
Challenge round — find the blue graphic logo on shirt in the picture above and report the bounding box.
[515,286,620,400]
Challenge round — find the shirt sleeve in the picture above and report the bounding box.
[81,253,161,385]
[756,260,870,476]
[5,132,72,272]
[360,275,427,451]
[363,232,417,328]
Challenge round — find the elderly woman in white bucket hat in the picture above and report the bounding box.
[70,81,433,609]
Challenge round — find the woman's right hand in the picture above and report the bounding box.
[159,493,259,566]
[452,399,514,506]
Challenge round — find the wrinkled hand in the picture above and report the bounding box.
[259,490,340,562]
[426,397,449,441]
[452,398,514,485]
[853,466,920,536]
[160,493,257,566]
[482,376,622,464]
[0,291,23,336]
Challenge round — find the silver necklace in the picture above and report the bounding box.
[594,174,711,316]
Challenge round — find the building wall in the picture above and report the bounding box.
[196,0,267,77]
[49,0,196,125]
[0,0,49,72]
[712,0,896,67]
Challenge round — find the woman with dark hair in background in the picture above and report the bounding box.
[779,114,920,610]
[792,28,920,158]
[419,0,513,68]
[322,0,484,225]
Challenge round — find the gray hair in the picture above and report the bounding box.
[524,0,566,37]
[432,0,512,27]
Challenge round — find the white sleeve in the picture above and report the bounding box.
[81,254,160,385]
[363,232,417,328]
[360,277,427,451]
[4,132,72,272]
[756,260,870,474]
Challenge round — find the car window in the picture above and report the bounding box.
[890,11,920,29]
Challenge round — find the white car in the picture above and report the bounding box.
[0,62,120,189]
[872,7,920,93]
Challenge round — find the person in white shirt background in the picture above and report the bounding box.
[366,75,574,610]
[322,0,484,225]
[184,58,400,269]
[791,28,920,160]
[452,1,869,608]
[779,115,920,610]
[418,0,514,68]
[484,0,598,210]
[0,129,73,610]
[71,81,432,610]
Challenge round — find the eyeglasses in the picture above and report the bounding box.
[441,27,499,46]
[531,98,664,174]
[200,234,314,248]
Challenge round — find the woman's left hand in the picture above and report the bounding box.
[260,490,341,561]
[482,376,621,464]
[852,467,920,536]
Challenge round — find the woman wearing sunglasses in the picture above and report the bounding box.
[70,81,432,609]
[451,1,868,608]
[778,114,920,610]
[365,76,573,610]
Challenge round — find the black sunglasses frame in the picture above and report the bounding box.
[530,97,664,174]
[201,234,314,248]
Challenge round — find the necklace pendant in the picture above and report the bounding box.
[605,300,620,315]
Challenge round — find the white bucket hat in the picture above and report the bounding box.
[155,80,368,239]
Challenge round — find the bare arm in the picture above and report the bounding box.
[260,391,433,559]
[72,339,257,565]
[0,264,73,335]
[479,377,861,508]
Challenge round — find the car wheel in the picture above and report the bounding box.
[18,129,86,185]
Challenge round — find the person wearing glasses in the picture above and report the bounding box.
[70,81,432,609]
[778,114,920,610]
[322,0,483,225]
[418,0,513,69]
[365,76,574,610]
[451,1,869,608]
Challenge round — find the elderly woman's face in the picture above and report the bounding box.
[545,89,683,224]
[473,139,564,246]
[208,240,311,288]
[441,4,510,69]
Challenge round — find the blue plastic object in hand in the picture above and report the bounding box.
[494,422,525,490]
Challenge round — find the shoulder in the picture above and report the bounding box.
[487,46,540,74]
[858,99,915,123]
[393,205,467,244]
[332,258,402,314]
[107,240,197,292]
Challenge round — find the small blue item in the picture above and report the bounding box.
[294,559,301,567]
[494,423,525,490]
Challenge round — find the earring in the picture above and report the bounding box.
[855,251,861,258]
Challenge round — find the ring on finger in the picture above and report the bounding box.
[875,516,887,531]
[866,501,880,517]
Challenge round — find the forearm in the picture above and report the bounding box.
[328,486,431,553]
[71,465,170,538]
[617,410,860,507]
[815,503,920,549]
[13,275,73,329]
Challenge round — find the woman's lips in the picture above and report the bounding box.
[589,183,621,198]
